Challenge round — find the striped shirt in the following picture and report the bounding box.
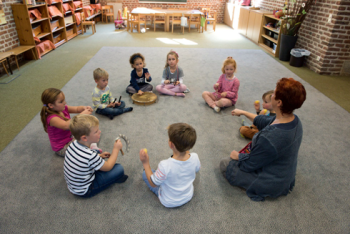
[92,86,114,111]
[63,140,104,195]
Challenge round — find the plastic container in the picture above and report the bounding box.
[289,49,311,67]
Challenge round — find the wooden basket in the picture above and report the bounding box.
[66,28,74,37]
[32,24,42,37]
[53,32,62,44]
[51,20,60,31]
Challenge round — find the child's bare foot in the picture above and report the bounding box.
[175,93,185,97]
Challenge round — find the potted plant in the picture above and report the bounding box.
[278,0,315,61]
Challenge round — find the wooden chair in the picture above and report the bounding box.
[102,5,114,23]
[0,59,9,77]
[153,13,166,32]
[171,13,184,34]
[130,13,146,33]
[188,14,201,33]
[205,11,217,31]
[81,12,96,34]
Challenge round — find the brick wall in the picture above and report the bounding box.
[258,0,350,75]
[0,0,22,74]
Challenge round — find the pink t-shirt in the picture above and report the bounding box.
[212,74,240,105]
[46,105,72,151]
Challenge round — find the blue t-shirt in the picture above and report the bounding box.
[129,68,152,92]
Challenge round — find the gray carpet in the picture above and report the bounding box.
[1,47,349,233]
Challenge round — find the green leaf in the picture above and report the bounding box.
[302,9,306,14]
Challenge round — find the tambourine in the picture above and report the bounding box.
[131,92,157,106]
[115,134,130,155]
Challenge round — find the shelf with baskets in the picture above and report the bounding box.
[11,1,82,59]
[258,15,284,57]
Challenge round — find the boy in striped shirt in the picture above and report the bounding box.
[139,123,201,208]
[64,115,128,197]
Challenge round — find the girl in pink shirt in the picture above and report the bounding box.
[202,57,240,113]
[40,88,99,157]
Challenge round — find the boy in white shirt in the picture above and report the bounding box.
[139,123,201,208]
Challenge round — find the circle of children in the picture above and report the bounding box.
[40,50,276,206]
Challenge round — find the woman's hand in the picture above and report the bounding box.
[137,90,144,95]
[231,109,244,116]
[214,83,219,89]
[221,92,227,98]
[175,81,180,85]
[230,150,239,160]
[164,80,170,84]
[99,152,111,158]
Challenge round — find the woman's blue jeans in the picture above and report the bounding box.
[96,101,126,117]
[80,163,125,198]
[142,170,159,196]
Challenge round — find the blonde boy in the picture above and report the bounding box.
[92,68,133,120]
[64,115,127,198]
[239,90,276,139]
[139,123,201,208]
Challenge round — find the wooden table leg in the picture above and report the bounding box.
[165,15,170,32]
[6,57,12,75]
[31,48,37,60]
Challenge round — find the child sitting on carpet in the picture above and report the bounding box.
[92,68,133,120]
[126,53,153,95]
[156,50,189,97]
[139,123,201,208]
[238,90,276,139]
[40,88,101,157]
[202,57,240,113]
[64,115,128,198]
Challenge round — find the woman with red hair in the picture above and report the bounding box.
[220,78,306,201]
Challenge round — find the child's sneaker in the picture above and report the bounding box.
[124,107,133,113]
[214,106,221,113]
[183,88,190,93]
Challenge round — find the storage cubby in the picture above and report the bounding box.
[258,14,283,57]
[11,1,82,59]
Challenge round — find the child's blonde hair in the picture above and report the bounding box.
[93,68,109,81]
[168,123,196,153]
[164,50,179,68]
[262,90,274,102]
[69,115,99,141]
[129,53,146,68]
[221,57,237,74]
[40,88,68,133]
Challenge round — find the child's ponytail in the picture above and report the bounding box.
[40,88,68,132]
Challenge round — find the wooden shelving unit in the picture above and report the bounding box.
[258,14,283,57]
[11,0,82,59]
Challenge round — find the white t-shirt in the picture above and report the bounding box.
[151,153,201,208]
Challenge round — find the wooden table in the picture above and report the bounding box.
[7,46,37,71]
[0,52,14,75]
[131,8,204,32]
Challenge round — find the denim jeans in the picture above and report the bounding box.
[96,101,126,117]
[80,163,125,198]
[142,170,159,196]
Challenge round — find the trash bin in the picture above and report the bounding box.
[290,49,311,67]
